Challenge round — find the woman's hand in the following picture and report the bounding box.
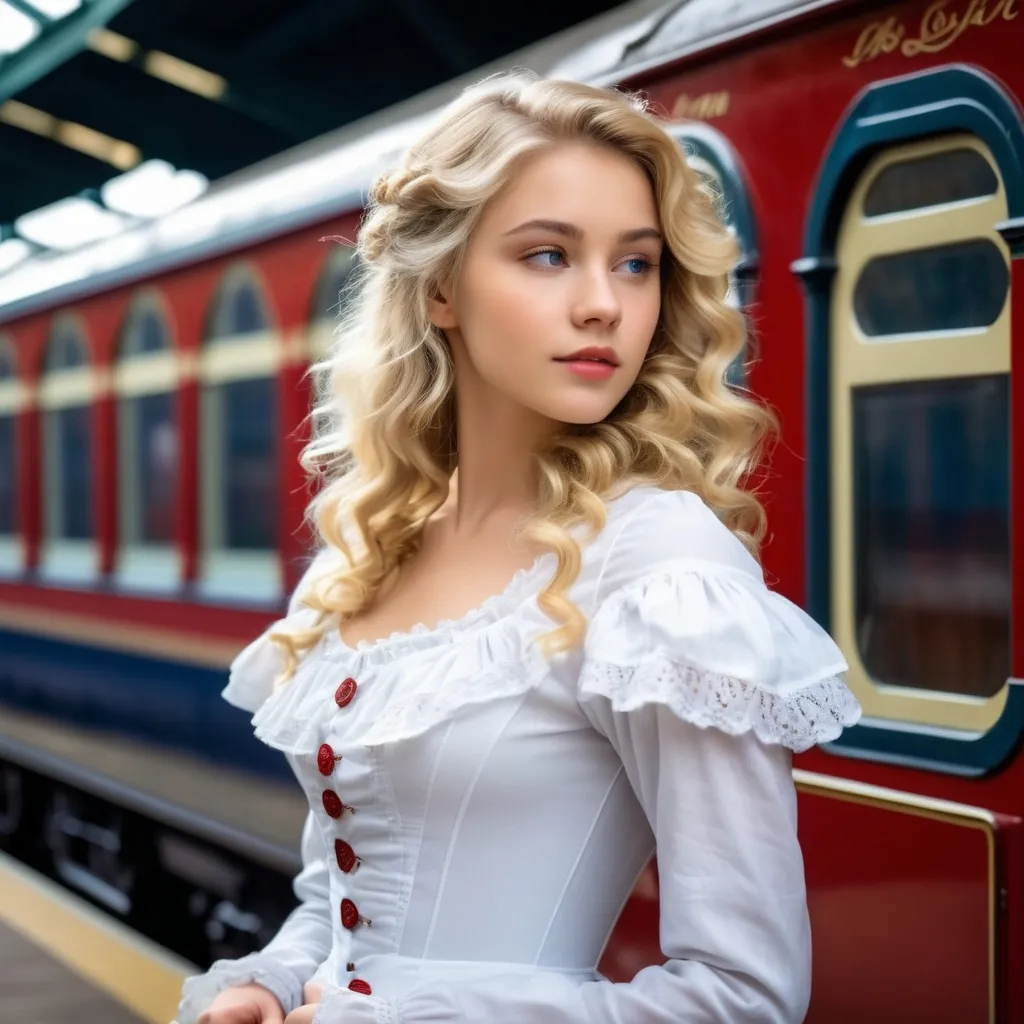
[283,983,324,1024]
[197,983,286,1024]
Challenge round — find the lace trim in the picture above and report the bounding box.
[321,555,552,666]
[313,987,394,1024]
[580,655,861,753]
[359,642,552,746]
[174,954,304,1023]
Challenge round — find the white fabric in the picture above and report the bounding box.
[175,486,860,1024]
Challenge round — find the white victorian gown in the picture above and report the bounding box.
[175,486,861,1024]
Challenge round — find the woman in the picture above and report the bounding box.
[177,71,860,1024]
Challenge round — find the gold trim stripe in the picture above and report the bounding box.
[0,602,244,669]
[0,852,191,1024]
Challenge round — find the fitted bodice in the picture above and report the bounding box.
[290,646,653,993]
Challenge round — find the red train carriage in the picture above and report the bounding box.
[0,2,1021,1022]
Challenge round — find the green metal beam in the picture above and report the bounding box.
[3,0,54,26]
[0,0,137,105]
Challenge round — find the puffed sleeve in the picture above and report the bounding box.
[174,553,339,1022]
[305,490,860,1023]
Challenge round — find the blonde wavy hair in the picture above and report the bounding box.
[272,70,775,679]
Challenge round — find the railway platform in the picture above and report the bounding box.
[0,851,189,1024]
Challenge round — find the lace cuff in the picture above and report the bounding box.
[312,986,395,1024]
[579,655,860,752]
[174,953,304,1023]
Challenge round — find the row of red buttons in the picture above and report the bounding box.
[321,676,373,997]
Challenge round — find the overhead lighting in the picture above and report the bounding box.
[0,99,56,137]
[101,160,208,218]
[144,51,226,100]
[54,120,140,169]
[16,196,127,250]
[86,27,137,62]
[0,238,32,274]
[23,0,82,16]
[0,3,40,55]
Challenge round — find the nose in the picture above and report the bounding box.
[571,264,621,330]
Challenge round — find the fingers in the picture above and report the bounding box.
[283,1004,318,1024]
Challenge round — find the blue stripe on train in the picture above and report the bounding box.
[0,628,292,782]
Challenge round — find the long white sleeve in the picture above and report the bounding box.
[176,810,334,1021]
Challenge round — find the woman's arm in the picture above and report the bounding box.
[175,811,335,1023]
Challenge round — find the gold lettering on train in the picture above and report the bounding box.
[843,0,1018,67]
[672,91,730,121]
[842,16,904,67]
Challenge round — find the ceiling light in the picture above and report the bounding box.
[101,160,208,218]
[0,3,40,55]
[86,27,137,62]
[0,238,32,274]
[0,99,55,137]
[144,51,226,100]
[16,196,127,250]
[23,0,82,16]
[54,120,140,169]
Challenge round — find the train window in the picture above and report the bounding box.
[114,295,180,591]
[830,133,1011,731]
[0,337,21,573]
[207,271,271,340]
[863,148,998,217]
[311,245,358,329]
[309,245,358,420]
[853,239,1008,336]
[853,375,1009,698]
[670,124,758,386]
[198,264,281,602]
[38,317,98,582]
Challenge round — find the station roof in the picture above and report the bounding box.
[0,0,638,261]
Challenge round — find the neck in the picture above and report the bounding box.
[444,344,557,534]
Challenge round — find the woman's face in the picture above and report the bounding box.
[430,141,664,427]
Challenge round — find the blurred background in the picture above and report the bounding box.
[0,2,1020,1023]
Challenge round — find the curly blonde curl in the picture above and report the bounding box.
[270,70,776,681]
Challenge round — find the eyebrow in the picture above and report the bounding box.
[503,219,663,244]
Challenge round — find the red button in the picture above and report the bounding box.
[335,677,358,708]
[340,897,370,930]
[317,743,340,776]
[348,979,372,996]
[322,791,345,818]
[335,839,361,873]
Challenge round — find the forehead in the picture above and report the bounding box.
[481,141,658,232]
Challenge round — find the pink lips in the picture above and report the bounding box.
[554,346,619,381]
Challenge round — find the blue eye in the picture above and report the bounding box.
[525,249,566,268]
[620,257,652,275]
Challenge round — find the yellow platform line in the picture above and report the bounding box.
[0,851,194,1024]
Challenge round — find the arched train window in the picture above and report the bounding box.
[198,264,281,601]
[830,134,1010,733]
[671,123,758,386]
[39,317,97,581]
[114,293,180,590]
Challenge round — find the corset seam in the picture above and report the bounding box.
[534,762,626,965]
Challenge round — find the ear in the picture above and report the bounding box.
[427,280,459,329]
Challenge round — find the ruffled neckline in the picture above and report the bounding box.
[320,553,555,666]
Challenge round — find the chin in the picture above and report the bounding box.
[535,397,621,427]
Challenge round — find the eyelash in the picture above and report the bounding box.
[523,246,659,276]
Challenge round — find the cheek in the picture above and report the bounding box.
[460,269,554,368]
